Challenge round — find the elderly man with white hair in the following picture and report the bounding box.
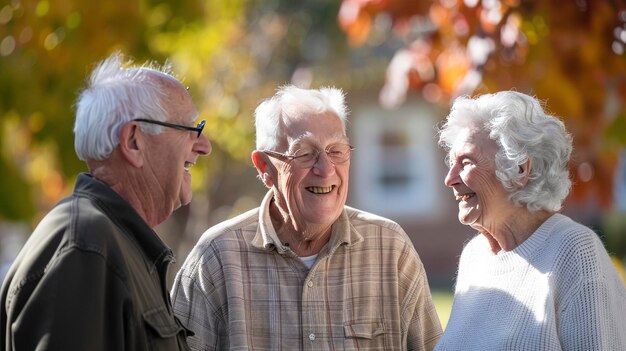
[171,85,443,350]
[1,52,211,350]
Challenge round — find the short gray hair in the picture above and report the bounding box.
[254,85,348,151]
[439,91,573,211]
[74,52,180,161]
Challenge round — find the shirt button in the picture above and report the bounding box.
[309,333,315,341]
[307,280,314,288]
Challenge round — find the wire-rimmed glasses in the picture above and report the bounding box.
[262,143,355,168]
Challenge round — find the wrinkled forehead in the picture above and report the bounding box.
[448,128,494,153]
[147,71,198,122]
[282,111,348,147]
[288,131,349,148]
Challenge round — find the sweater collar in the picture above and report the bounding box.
[480,213,565,274]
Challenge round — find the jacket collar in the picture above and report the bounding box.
[73,173,174,267]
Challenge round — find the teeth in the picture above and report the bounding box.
[307,186,333,194]
[455,193,475,201]
[184,162,195,171]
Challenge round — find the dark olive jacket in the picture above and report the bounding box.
[1,173,191,350]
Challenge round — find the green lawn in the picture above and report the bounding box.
[431,289,454,330]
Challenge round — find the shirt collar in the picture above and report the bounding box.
[251,190,364,255]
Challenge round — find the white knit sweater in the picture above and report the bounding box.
[435,214,626,351]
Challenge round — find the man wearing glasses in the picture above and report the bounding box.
[1,52,210,350]
[171,85,443,350]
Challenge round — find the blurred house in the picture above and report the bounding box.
[345,89,626,289]
[346,91,471,288]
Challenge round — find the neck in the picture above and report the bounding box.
[88,156,168,228]
[474,209,554,254]
[269,200,332,256]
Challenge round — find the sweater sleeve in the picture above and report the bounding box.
[558,277,625,350]
[556,224,626,351]
[9,248,130,350]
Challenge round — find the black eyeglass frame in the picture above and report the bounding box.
[261,144,355,166]
[133,118,206,138]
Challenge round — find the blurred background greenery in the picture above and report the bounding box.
[1,0,625,328]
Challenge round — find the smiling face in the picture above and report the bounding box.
[266,111,350,235]
[444,128,512,230]
[143,77,211,215]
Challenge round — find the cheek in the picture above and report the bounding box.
[463,168,486,186]
[277,165,298,198]
[284,173,297,199]
[474,173,500,194]
[338,168,350,191]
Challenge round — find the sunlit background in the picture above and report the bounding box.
[1,0,625,328]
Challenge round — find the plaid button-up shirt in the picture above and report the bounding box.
[171,191,442,350]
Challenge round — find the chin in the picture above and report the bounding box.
[180,197,192,207]
[458,213,479,226]
[179,188,193,206]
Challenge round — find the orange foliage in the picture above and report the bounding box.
[436,44,471,95]
[338,0,430,45]
[338,0,626,208]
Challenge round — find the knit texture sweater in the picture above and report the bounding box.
[435,214,626,351]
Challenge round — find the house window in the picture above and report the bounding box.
[379,130,411,190]
[350,103,442,218]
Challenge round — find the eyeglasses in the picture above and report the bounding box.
[133,118,206,138]
[262,143,355,168]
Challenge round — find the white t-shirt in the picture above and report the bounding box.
[299,253,318,269]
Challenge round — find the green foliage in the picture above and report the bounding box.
[1,0,352,221]
[0,0,253,221]
[602,211,626,257]
[606,112,626,146]
[0,157,34,221]
[5,0,623,222]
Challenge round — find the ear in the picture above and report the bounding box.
[517,157,532,187]
[118,122,144,168]
[251,150,274,188]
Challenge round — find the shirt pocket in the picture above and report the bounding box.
[343,319,387,348]
[142,306,187,350]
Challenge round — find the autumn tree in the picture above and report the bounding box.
[0,0,253,222]
[3,0,624,230]
[338,0,626,207]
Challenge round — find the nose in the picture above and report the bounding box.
[444,164,460,187]
[311,150,336,176]
[194,134,212,156]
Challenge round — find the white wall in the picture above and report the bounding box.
[350,101,445,220]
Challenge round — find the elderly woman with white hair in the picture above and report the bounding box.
[435,91,626,350]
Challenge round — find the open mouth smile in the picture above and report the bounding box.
[306,185,335,194]
[184,161,195,172]
[455,193,476,202]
